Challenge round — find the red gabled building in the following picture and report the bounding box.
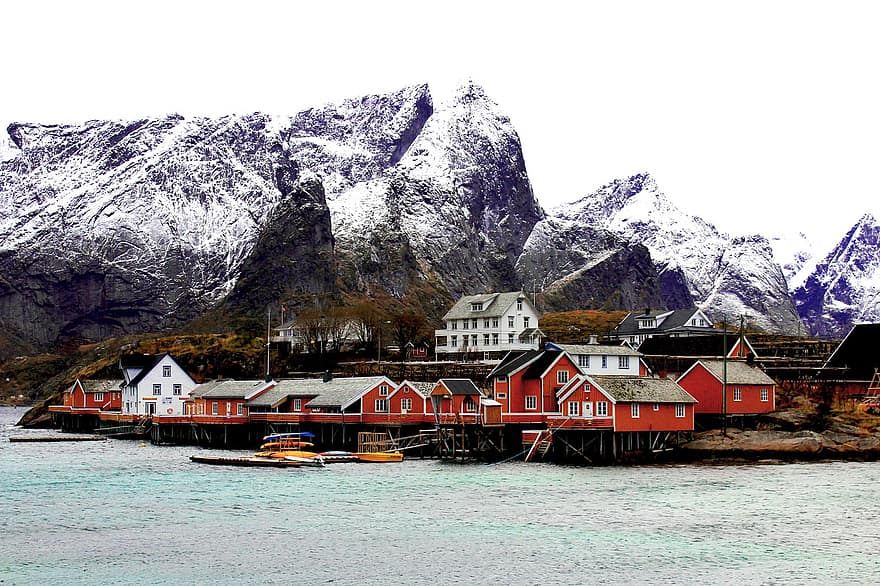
[677,359,776,415]
[487,349,580,423]
[430,379,486,423]
[388,381,435,420]
[62,379,123,412]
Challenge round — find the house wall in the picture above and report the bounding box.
[541,356,579,413]
[193,398,248,417]
[575,354,641,376]
[389,384,432,415]
[559,380,614,420]
[613,402,695,432]
[436,295,541,355]
[360,381,395,415]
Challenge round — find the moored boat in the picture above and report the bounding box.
[355,451,404,463]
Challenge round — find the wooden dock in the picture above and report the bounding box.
[9,436,107,443]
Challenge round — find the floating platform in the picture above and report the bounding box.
[189,455,308,468]
[9,436,107,443]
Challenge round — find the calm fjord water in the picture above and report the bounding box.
[1,407,879,585]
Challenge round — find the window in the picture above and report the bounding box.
[761,388,769,402]
[631,403,640,418]
[226,402,231,415]
[237,403,244,416]
[653,403,660,411]
[525,395,537,410]
[578,355,590,368]
[596,401,608,416]
[517,299,523,311]
[451,335,458,347]
[153,384,162,396]
[462,319,469,330]
[162,365,172,377]
[638,319,656,329]
[675,403,686,418]
[557,370,569,384]
[496,393,507,399]
[450,321,457,330]
[601,356,608,369]
[492,333,499,345]
[94,392,104,402]
[508,333,514,344]
[484,334,490,346]
[733,388,742,402]
[462,336,468,347]
[508,316,515,328]
[212,402,218,416]
[401,398,412,411]
[173,384,182,396]
[484,319,490,328]
[523,316,530,328]
[492,318,499,328]
[375,399,388,413]
[463,397,477,413]
[379,384,389,397]
[471,334,477,346]
[293,398,302,412]
[496,375,507,383]
[567,401,580,416]
[619,356,629,369]
[471,302,483,311]
[471,319,477,329]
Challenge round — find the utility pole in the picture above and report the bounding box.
[722,318,727,436]
[265,309,272,381]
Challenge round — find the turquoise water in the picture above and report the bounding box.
[2,407,879,585]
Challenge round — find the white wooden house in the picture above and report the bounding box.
[120,353,197,416]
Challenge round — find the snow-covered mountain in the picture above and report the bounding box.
[793,213,880,337]
[769,231,816,290]
[547,173,804,333]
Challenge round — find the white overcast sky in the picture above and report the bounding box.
[2,1,878,253]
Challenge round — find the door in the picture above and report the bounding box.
[582,401,593,418]
[146,402,156,415]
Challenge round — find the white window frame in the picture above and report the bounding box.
[675,403,686,418]
[379,384,389,397]
[492,333,499,345]
[94,392,104,402]
[212,402,218,416]
[653,403,660,411]
[484,334,490,346]
[463,397,477,413]
[162,365,172,377]
[374,399,388,413]
[517,300,523,311]
[523,316,530,328]
[173,384,182,396]
[495,393,507,399]
[631,403,640,418]
[578,355,590,368]
[525,395,537,410]
[508,333,514,344]
[293,398,302,412]
[508,316,515,328]
[492,318,499,328]
[567,401,580,417]
[761,388,769,402]
[619,356,629,369]
[557,370,569,384]
[733,387,742,402]
[596,401,608,417]
[451,335,457,346]
[152,384,162,396]
[471,319,477,329]
[401,398,412,411]
[237,403,244,416]
[484,319,490,328]
[601,356,608,369]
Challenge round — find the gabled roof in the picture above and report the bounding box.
[823,324,880,381]
[442,291,534,320]
[588,375,697,404]
[124,353,170,387]
[434,379,484,396]
[191,380,264,399]
[79,379,124,393]
[518,327,544,340]
[246,379,317,408]
[615,308,712,336]
[522,350,565,379]
[487,350,543,379]
[683,360,776,386]
[637,333,753,358]
[548,342,641,357]
[389,380,434,399]
[304,376,391,409]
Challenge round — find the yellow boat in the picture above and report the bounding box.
[255,432,320,460]
[355,451,404,463]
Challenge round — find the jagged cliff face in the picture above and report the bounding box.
[551,174,804,333]
[793,213,880,337]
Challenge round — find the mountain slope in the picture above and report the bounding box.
[550,173,803,333]
[793,213,880,336]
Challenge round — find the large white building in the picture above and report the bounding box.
[435,291,542,361]
[120,353,197,416]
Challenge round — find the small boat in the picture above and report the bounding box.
[190,455,304,468]
[283,455,326,468]
[355,451,404,463]
[255,432,321,459]
[319,451,360,463]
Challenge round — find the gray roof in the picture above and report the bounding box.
[695,360,776,386]
[247,378,329,408]
[437,379,484,396]
[590,375,697,403]
[397,381,435,397]
[615,308,710,336]
[304,376,388,408]
[487,350,543,379]
[80,379,123,393]
[442,291,531,320]
[191,380,264,399]
[554,343,641,357]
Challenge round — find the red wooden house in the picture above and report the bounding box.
[487,350,579,423]
[388,380,435,418]
[187,379,260,419]
[63,379,123,412]
[677,359,776,415]
[586,375,696,432]
[430,379,486,423]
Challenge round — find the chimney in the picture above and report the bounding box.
[588,334,599,345]
[323,370,333,383]
[644,307,650,316]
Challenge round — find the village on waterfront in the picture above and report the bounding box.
[39,291,880,465]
